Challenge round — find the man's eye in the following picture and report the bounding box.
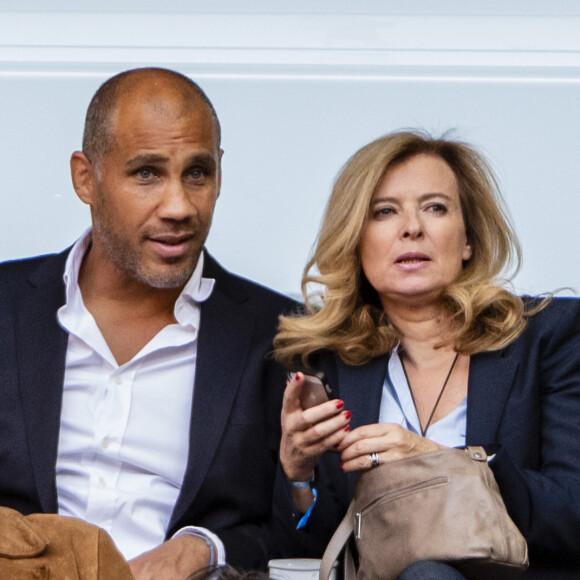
[188,168,207,180]
[137,168,154,179]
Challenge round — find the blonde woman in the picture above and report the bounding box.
[274,131,580,578]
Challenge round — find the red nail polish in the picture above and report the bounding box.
[335,400,344,410]
[344,425,350,432]
[333,442,340,449]
[340,464,344,471]
[294,372,302,381]
[344,411,352,420]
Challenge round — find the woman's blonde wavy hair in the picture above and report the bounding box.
[275,130,542,367]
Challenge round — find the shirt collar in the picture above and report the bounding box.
[63,228,215,326]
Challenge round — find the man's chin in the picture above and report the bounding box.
[135,263,197,290]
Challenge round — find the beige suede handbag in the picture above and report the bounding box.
[319,447,529,580]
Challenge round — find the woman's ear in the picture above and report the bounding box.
[70,151,97,206]
[463,241,473,261]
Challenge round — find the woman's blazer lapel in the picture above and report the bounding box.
[336,354,388,430]
[466,348,519,446]
[335,347,519,446]
[335,354,389,498]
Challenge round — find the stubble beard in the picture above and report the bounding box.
[93,212,200,290]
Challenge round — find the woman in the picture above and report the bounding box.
[274,131,580,579]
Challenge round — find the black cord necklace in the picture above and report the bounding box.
[400,351,459,438]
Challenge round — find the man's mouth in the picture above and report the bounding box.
[147,233,196,259]
[150,233,194,245]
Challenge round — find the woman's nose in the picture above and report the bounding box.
[401,213,424,239]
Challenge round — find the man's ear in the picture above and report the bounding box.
[216,148,224,199]
[70,151,97,206]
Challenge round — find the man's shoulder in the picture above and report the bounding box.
[203,251,298,316]
[0,250,69,294]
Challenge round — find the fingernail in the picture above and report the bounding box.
[333,442,340,449]
[335,400,344,410]
[294,372,302,381]
[344,425,350,432]
[344,411,352,420]
[340,464,344,471]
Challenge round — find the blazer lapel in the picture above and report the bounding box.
[466,348,518,446]
[336,354,389,498]
[337,349,517,446]
[15,254,68,513]
[337,355,388,430]
[169,281,255,528]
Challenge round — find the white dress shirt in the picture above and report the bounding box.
[56,230,224,563]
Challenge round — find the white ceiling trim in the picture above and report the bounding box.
[0,11,578,75]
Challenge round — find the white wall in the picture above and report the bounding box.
[1,1,579,297]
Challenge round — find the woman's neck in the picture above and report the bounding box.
[387,303,455,366]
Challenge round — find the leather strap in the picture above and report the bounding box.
[465,446,487,461]
[319,501,356,580]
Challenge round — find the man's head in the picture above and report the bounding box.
[71,67,223,290]
[82,67,221,175]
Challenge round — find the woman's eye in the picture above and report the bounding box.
[373,207,395,218]
[428,203,447,213]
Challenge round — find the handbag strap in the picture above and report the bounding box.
[344,542,356,579]
[319,501,357,580]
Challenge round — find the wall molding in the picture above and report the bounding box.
[0,4,579,78]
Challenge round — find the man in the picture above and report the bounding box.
[0,68,295,578]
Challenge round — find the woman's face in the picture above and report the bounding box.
[359,153,472,311]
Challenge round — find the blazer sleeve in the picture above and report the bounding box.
[269,353,354,559]
[485,298,580,566]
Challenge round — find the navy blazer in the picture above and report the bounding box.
[277,298,580,579]
[0,248,296,569]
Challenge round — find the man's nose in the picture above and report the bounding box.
[157,179,194,221]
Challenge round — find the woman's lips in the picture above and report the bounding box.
[394,253,431,270]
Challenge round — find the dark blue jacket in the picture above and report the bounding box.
[0,248,296,569]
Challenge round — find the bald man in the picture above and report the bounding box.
[0,68,295,578]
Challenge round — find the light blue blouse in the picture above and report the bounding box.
[380,347,466,448]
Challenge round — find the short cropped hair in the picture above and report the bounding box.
[274,130,542,366]
[82,67,221,170]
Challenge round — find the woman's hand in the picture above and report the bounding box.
[280,372,351,482]
[338,423,443,472]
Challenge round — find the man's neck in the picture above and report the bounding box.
[77,248,184,366]
[79,246,183,313]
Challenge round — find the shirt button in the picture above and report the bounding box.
[113,376,122,385]
[101,437,111,449]
[99,477,106,486]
